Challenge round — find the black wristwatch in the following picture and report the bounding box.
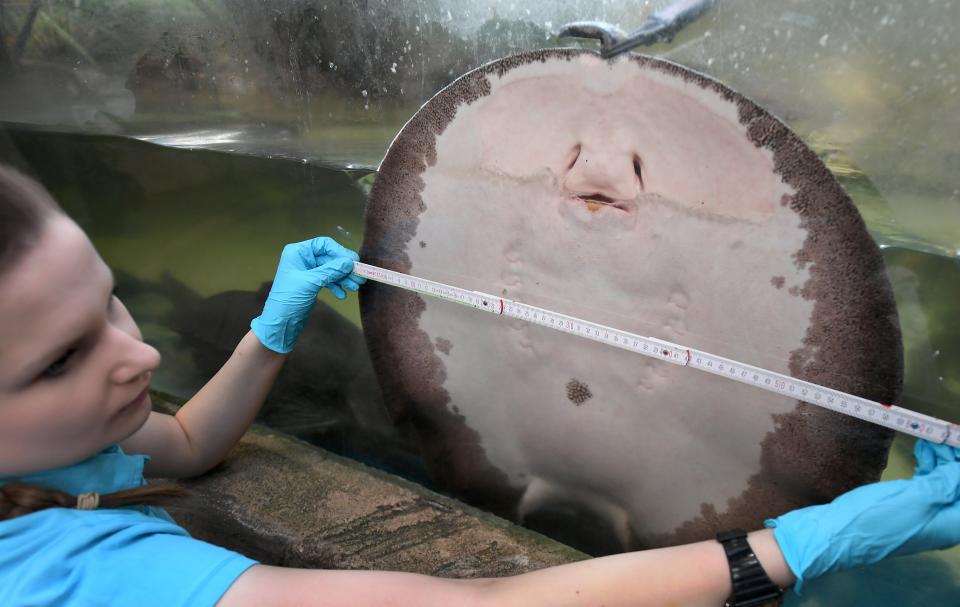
[716,528,784,607]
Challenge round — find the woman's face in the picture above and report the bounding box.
[0,214,161,476]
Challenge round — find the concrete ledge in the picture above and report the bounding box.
[157,398,587,576]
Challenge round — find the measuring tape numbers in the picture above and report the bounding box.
[353,262,960,448]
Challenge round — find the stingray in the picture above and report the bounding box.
[359,50,902,551]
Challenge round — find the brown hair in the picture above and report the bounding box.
[1,482,190,521]
[0,163,190,520]
[0,164,63,276]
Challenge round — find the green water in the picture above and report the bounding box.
[1,123,957,603]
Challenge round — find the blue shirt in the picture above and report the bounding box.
[0,446,257,607]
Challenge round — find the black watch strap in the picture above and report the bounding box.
[716,529,784,607]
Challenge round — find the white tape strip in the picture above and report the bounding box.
[354,261,959,447]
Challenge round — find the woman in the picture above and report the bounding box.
[1,163,957,606]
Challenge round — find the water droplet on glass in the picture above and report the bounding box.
[390,62,397,73]
[819,34,829,47]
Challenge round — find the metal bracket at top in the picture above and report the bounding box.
[558,0,718,59]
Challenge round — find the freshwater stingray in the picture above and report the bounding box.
[360,50,902,551]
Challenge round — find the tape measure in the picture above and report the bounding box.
[353,262,960,448]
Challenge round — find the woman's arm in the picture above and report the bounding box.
[216,529,793,607]
[120,331,285,478]
[482,529,792,607]
[215,440,960,607]
[121,236,363,478]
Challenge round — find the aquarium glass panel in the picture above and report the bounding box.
[1,2,957,604]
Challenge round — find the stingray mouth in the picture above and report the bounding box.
[576,193,632,213]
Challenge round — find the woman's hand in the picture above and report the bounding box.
[765,439,960,591]
[250,236,365,354]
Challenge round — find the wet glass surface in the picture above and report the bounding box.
[1,1,957,250]
[2,123,956,603]
[1,1,958,603]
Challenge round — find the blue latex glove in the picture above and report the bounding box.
[765,439,960,592]
[250,236,365,354]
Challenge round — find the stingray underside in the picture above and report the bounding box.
[360,49,902,551]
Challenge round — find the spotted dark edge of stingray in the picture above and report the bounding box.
[360,49,902,540]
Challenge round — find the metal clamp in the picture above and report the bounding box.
[558,0,719,58]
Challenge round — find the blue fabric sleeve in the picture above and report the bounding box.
[0,507,257,607]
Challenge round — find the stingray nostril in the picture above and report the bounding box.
[633,154,644,190]
[565,144,582,171]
